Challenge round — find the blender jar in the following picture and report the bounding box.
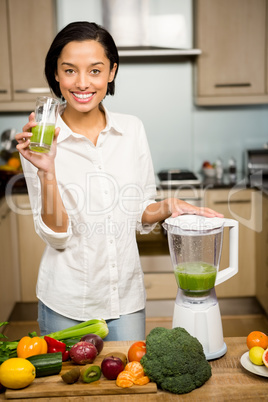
[163,215,238,298]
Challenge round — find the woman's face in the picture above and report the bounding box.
[55,40,117,113]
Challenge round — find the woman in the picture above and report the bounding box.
[16,22,222,341]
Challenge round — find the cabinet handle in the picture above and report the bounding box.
[15,88,50,94]
[0,90,8,94]
[215,83,251,88]
[214,200,251,205]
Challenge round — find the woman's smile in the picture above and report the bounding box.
[71,91,95,102]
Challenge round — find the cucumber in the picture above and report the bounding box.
[27,352,62,377]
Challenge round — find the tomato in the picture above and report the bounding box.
[127,341,146,362]
[247,331,268,350]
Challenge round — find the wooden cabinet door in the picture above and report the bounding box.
[8,0,56,102]
[14,195,46,302]
[195,0,268,105]
[205,189,257,297]
[0,0,12,102]
[0,202,20,321]
[256,194,268,313]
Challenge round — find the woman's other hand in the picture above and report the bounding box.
[167,198,224,218]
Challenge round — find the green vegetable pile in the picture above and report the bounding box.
[140,327,212,394]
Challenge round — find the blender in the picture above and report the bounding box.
[163,215,238,360]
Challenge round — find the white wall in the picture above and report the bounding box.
[1,0,267,175]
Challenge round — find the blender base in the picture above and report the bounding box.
[172,295,227,360]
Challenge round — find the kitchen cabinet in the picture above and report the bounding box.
[204,188,258,297]
[194,0,268,105]
[0,0,56,112]
[256,193,268,314]
[0,198,20,322]
[13,195,45,302]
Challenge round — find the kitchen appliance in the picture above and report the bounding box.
[163,215,238,360]
[0,129,17,152]
[246,148,268,190]
[158,169,201,188]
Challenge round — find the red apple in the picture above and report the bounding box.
[101,356,125,380]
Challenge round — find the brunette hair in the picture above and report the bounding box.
[45,21,119,98]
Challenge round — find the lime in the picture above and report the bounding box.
[249,346,265,366]
[0,357,36,389]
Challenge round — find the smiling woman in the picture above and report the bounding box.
[15,21,222,343]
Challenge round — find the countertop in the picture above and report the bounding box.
[1,338,267,401]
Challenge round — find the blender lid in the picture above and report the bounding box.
[164,215,225,232]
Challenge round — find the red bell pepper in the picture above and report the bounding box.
[44,336,69,361]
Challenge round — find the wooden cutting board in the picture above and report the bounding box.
[5,341,157,399]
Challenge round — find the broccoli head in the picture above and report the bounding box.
[140,326,212,394]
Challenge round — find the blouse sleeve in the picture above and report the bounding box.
[20,156,72,249]
[135,119,158,234]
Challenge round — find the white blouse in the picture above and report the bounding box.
[21,107,157,321]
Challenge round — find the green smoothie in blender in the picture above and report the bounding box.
[175,262,217,294]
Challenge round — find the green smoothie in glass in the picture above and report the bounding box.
[174,262,217,295]
[30,123,55,153]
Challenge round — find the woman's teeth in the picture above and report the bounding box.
[73,93,93,99]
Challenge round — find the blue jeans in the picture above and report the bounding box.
[38,300,146,341]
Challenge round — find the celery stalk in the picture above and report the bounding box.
[42,319,109,341]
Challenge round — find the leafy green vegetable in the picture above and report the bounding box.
[0,322,8,339]
[140,327,212,395]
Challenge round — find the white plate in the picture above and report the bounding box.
[240,352,268,377]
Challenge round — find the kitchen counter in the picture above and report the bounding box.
[1,338,267,401]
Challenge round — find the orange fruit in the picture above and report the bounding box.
[247,331,268,350]
[116,371,134,388]
[7,157,21,170]
[125,361,144,380]
[133,375,150,385]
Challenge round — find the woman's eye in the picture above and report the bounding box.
[91,69,100,75]
[65,69,75,74]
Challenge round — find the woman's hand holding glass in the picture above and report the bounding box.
[15,112,60,174]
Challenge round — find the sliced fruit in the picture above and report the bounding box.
[262,348,268,368]
[125,361,144,380]
[133,375,150,385]
[249,346,265,366]
[80,365,101,383]
[0,358,36,389]
[116,371,135,388]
